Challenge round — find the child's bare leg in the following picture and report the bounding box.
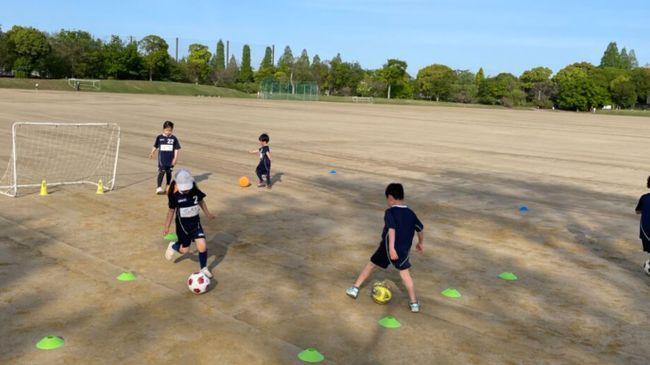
[179,246,190,254]
[354,262,377,288]
[399,269,417,303]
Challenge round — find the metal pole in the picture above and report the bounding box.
[226,40,230,64]
[175,37,179,61]
[272,45,275,65]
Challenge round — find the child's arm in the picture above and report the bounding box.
[172,149,179,167]
[415,231,424,252]
[199,200,215,220]
[149,147,157,159]
[266,151,272,161]
[388,228,398,260]
[163,208,175,235]
[249,149,258,154]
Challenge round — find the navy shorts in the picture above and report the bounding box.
[642,237,650,253]
[176,221,205,248]
[370,241,411,271]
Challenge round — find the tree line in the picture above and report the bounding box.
[1,25,649,111]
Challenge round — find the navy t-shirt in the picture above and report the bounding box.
[259,145,271,164]
[635,193,650,240]
[154,134,181,168]
[168,184,206,226]
[381,205,424,253]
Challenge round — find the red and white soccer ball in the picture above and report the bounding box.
[187,272,210,294]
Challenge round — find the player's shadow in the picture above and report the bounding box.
[194,172,212,183]
[172,231,238,274]
[270,171,283,186]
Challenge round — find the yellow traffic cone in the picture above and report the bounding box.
[39,180,48,196]
[96,179,104,194]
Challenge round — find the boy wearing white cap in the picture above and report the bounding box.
[163,169,215,278]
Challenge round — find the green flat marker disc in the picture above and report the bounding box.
[116,272,136,281]
[164,233,178,241]
[36,335,64,350]
[378,315,401,329]
[298,348,325,363]
[499,272,518,281]
[441,288,461,298]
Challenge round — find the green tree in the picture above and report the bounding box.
[255,46,275,82]
[449,70,478,103]
[553,63,609,111]
[628,49,639,69]
[223,55,239,85]
[277,45,294,75]
[169,58,190,83]
[6,26,51,77]
[610,75,637,108]
[294,49,311,82]
[476,67,485,86]
[139,35,170,81]
[103,36,142,79]
[631,67,650,104]
[380,59,407,99]
[600,42,622,68]
[478,73,525,107]
[0,26,13,71]
[416,64,455,101]
[310,55,328,91]
[520,66,553,102]
[239,45,254,83]
[187,43,211,83]
[213,40,225,71]
[49,30,103,78]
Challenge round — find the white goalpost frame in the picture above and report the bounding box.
[67,78,101,90]
[0,122,121,197]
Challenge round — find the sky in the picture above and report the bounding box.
[1,0,649,76]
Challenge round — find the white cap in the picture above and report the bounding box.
[175,169,194,191]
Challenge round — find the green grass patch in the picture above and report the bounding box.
[0,78,252,98]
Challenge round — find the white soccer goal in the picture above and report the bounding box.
[352,96,374,104]
[0,122,121,197]
[67,78,101,91]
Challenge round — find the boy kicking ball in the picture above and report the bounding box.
[163,169,215,278]
[248,133,272,189]
[346,183,424,312]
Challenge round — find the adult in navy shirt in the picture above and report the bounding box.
[149,120,181,194]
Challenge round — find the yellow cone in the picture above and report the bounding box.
[96,179,104,194]
[39,180,48,196]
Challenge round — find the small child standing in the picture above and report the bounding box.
[634,175,650,276]
[149,121,181,194]
[163,169,215,278]
[346,183,424,312]
[249,133,272,189]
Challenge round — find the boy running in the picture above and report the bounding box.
[163,169,215,278]
[346,183,425,312]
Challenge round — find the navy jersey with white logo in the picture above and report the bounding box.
[259,145,270,164]
[636,193,650,240]
[168,185,206,226]
[381,206,424,253]
[154,134,181,168]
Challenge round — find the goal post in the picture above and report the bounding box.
[67,78,101,91]
[0,122,121,197]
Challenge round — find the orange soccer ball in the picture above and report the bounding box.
[239,176,251,187]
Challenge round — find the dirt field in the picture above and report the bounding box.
[0,89,649,365]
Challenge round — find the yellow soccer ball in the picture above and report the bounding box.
[371,281,392,304]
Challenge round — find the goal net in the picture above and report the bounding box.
[258,80,319,101]
[67,78,101,91]
[0,122,121,197]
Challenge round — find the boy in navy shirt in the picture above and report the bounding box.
[163,169,215,278]
[634,175,650,276]
[149,121,181,194]
[249,133,272,189]
[346,183,424,312]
